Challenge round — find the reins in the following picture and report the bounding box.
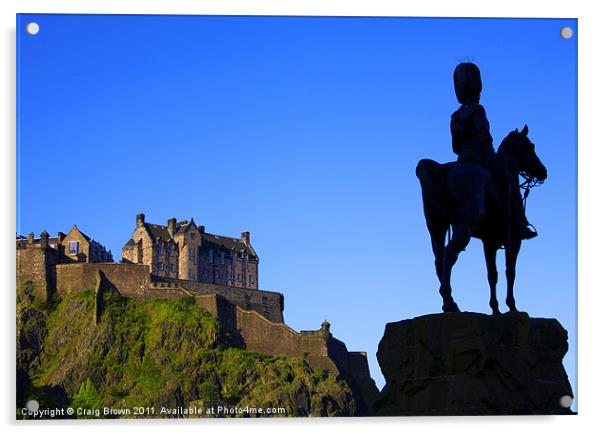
[519,171,545,212]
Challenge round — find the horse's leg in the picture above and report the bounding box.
[505,237,522,312]
[483,240,501,315]
[428,221,447,286]
[439,223,471,312]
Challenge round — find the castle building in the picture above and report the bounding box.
[121,213,259,290]
[16,224,113,264]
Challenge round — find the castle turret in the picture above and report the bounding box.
[167,217,176,236]
[40,230,49,249]
[28,232,34,244]
[136,213,145,227]
[241,231,250,245]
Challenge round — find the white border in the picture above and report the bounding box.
[2,1,600,434]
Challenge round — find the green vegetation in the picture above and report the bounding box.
[17,290,357,418]
[71,379,101,418]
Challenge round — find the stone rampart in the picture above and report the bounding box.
[153,276,284,323]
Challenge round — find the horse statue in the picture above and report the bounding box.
[416,125,547,314]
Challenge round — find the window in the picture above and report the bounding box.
[209,250,214,263]
[168,244,174,257]
[68,241,79,255]
[220,251,225,265]
[188,270,193,279]
[237,273,241,282]
[157,243,163,256]
[214,270,220,280]
[243,256,247,270]
[232,255,236,267]
[249,275,255,284]
[169,263,175,273]
[157,262,164,271]
[203,268,208,278]
[189,248,194,261]
[190,233,195,239]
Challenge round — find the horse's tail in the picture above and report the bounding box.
[416,158,441,184]
[416,158,445,194]
[416,158,449,218]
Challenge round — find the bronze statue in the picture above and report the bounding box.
[451,63,537,240]
[416,63,547,314]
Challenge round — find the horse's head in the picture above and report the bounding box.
[498,125,547,181]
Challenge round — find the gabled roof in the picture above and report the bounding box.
[131,216,258,258]
[175,218,198,236]
[144,223,172,242]
[202,232,257,259]
[67,225,91,241]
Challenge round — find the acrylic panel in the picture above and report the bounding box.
[16,14,577,418]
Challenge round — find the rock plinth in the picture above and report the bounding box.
[375,312,574,415]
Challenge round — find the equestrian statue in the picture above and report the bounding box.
[416,62,547,314]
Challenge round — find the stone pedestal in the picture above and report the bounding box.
[375,312,574,415]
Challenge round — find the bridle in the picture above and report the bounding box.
[518,170,545,210]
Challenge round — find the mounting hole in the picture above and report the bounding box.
[25,399,40,412]
[559,395,573,408]
[560,27,573,39]
[26,22,40,35]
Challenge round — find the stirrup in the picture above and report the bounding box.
[521,224,538,240]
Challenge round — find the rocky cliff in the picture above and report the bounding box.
[375,312,574,415]
[17,284,366,418]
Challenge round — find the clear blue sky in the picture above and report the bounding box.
[17,14,577,404]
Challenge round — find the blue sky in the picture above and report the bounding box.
[17,14,577,403]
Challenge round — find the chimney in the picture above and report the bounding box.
[57,232,65,244]
[136,213,145,227]
[241,231,250,245]
[199,225,205,235]
[28,232,34,244]
[40,230,49,249]
[167,217,176,236]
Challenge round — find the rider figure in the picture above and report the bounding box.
[450,62,537,240]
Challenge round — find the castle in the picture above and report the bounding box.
[16,224,113,264]
[16,213,379,412]
[121,213,258,289]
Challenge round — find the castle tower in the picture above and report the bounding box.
[40,230,49,249]
[167,217,176,236]
[136,213,145,227]
[174,218,201,281]
[241,231,250,246]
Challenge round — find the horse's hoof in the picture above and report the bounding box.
[442,301,460,313]
[506,299,518,312]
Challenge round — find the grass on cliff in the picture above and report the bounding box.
[19,290,356,417]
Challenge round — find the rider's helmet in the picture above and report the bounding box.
[453,62,482,105]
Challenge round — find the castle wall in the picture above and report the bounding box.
[347,352,372,379]
[17,247,48,289]
[192,294,338,374]
[56,263,151,298]
[16,246,58,303]
[234,307,339,373]
[53,262,282,324]
[154,277,284,323]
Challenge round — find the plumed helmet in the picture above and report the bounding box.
[453,62,482,104]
